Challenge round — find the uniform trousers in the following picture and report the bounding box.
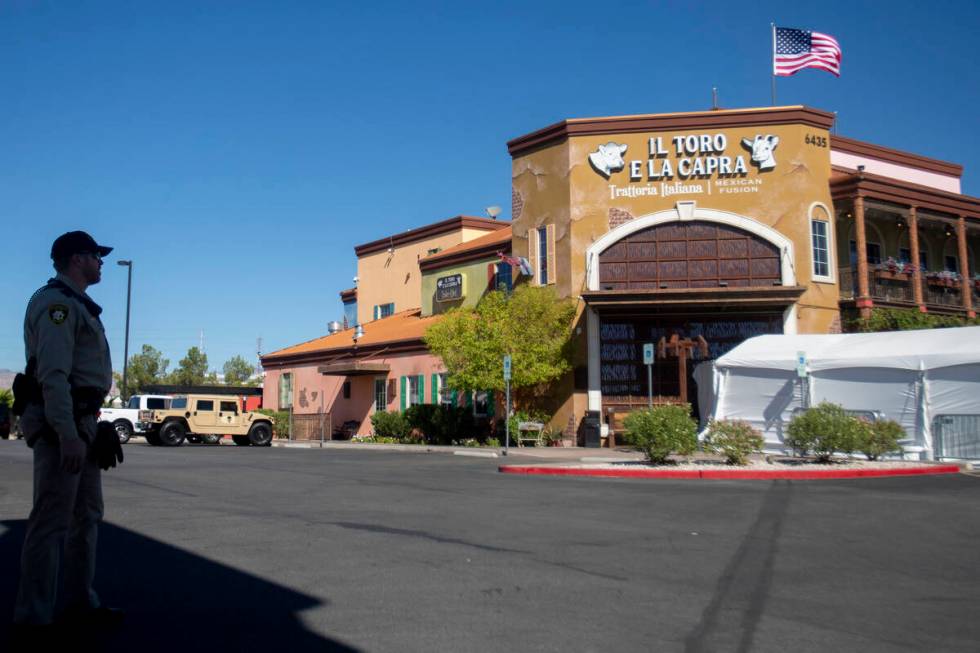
[13,435,103,624]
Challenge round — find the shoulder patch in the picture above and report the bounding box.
[48,304,70,325]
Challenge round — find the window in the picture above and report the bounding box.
[220,401,238,414]
[529,224,555,286]
[408,376,421,407]
[495,263,513,292]
[374,378,387,411]
[279,373,293,409]
[849,241,882,266]
[427,247,441,256]
[473,390,490,417]
[537,226,549,285]
[400,374,424,411]
[343,381,351,399]
[196,400,214,411]
[810,219,830,279]
[899,248,928,270]
[437,373,454,406]
[127,396,140,409]
[147,398,169,410]
[944,255,959,273]
[171,397,187,409]
[374,303,395,320]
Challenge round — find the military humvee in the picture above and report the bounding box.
[137,394,273,447]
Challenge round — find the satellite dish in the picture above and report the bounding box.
[485,205,502,219]
[327,321,342,334]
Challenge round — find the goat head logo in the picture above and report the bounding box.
[741,134,780,171]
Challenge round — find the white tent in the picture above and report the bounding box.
[693,326,980,460]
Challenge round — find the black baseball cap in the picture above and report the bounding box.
[50,231,113,260]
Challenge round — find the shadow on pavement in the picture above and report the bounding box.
[0,520,358,652]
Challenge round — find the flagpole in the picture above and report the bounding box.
[771,23,777,105]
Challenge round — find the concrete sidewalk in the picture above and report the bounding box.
[270,438,647,463]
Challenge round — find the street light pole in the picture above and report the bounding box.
[117,260,133,402]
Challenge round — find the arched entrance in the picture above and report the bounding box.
[584,202,802,416]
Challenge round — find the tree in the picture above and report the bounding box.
[0,388,13,408]
[223,355,257,386]
[424,285,576,404]
[113,344,169,399]
[168,346,209,386]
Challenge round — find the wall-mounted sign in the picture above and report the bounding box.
[436,273,465,303]
[591,131,782,200]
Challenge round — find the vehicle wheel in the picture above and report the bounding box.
[159,420,187,447]
[187,434,202,444]
[203,434,222,445]
[232,435,250,446]
[111,419,133,444]
[248,423,272,447]
[145,430,161,446]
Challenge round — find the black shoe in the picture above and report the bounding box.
[57,605,125,630]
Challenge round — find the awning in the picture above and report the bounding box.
[580,286,806,311]
[317,361,391,376]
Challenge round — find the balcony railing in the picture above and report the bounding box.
[838,267,978,311]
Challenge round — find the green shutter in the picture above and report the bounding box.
[464,391,472,407]
[417,375,425,405]
[400,376,407,412]
[431,374,439,403]
[486,391,495,417]
[374,305,380,320]
[450,390,458,406]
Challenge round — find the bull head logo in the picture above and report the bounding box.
[588,142,628,178]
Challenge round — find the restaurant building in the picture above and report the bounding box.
[507,105,978,440]
[260,216,513,436]
[263,105,978,443]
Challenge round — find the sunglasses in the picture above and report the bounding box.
[79,252,104,262]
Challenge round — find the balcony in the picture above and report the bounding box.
[839,266,979,313]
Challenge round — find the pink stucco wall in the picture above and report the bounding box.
[830,151,961,193]
[263,350,446,435]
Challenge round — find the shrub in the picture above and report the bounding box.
[858,419,905,460]
[255,409,290,439]
[786,402,865,462]
[404,404,477,445]
[370,411,409,439]
[623,404,697,464]
[704,420,764,465]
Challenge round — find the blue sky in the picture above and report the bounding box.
[2,0,978,373]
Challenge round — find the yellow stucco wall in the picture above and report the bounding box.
[513,123,842,331]
[420,258,498,316]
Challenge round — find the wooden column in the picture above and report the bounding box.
[908,207,926,312]
[853,196,872,319]
[957,216,975,317]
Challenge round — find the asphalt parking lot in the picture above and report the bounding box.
[1,440,979,652]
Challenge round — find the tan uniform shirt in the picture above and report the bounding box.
[22,273,113,443]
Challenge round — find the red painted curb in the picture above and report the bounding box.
[498,465,962,480]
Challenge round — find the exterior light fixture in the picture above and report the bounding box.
[944,224,954,238]
[353,324,365,342]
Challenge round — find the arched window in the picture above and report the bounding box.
[808,202,834,282]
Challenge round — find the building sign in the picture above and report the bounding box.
[436,273,465,302]
[589,132,780,200]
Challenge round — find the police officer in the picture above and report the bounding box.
[11,231,123,640]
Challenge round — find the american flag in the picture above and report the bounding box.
[773,27,841,77]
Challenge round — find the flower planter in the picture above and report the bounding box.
[875,271,911,282]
